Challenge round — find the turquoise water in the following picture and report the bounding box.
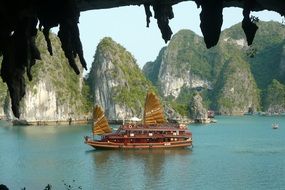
[0,116,285,189]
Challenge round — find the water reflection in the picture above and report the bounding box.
[87,148,192,189]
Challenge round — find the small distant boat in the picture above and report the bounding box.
[272,123,279,129]
[207,110,215,118]
[84,91,192,149]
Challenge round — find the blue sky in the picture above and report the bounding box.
[77,1,282,73]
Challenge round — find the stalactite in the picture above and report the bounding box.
[38,0,87,72]
[57,0,87,73]
[0,0,282,118]
[195,0,201,8]
[153,3,174,43]
[0,0,87,118]
[242,0,258,46]
[0,2,40,118]
[199,0,223,48]
[144,4,152,28]
[38,0,61,56]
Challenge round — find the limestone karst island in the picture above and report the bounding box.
[1,22,285,124]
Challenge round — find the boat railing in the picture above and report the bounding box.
[108,132,191,139]
[122,123,188,130]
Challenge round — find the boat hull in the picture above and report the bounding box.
[85,139,192,149]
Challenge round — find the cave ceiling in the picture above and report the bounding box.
[0,0,284,118]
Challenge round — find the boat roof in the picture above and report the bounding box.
[120,124,189,132]
[128,117,141,121]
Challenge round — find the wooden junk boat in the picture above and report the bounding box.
[84,92,192,149]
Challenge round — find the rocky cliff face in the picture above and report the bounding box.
[158,65,211,99]
[19,81,58,120]
[0,57,7,117]
[87,37,154,120]
[1,32,90,121]
[144,30,212,99]
[189,93,208,120]
[1,0,284,119]
[144,23,284,115]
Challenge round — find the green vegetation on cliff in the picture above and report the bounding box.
[88,37,156,115]
[2,21,284,119]
[0,32,93,118]
[214,56,260,114]
[222,21,285,89]
[25,32,92,115]
[0,57,7,105]
[143,47,166,87]
[263,79,285,111]
[0,80,7,107]
[247,22,285,112]
[165,86,194,116]
[163,30,211,79]
[144,21,285,115]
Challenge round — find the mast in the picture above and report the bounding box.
[143,91,148,125]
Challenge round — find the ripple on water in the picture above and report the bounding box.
[234,147,285,155]
[1,116,285,189]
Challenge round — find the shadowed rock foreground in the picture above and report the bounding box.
[1,0,285,118]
